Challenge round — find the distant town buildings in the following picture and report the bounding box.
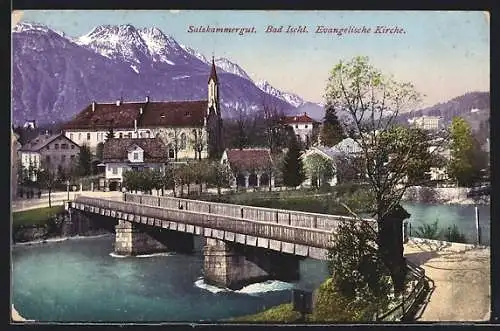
[11,128,22,199]
[221,148,275,189]
[281,112,317,145]
[62,59,223,160]
[18,132,81,181]
[407,115,442,131]
[102,137,169,191]
[23,120,36,130]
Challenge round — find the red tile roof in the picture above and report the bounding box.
[63,100,207,130]
[225,148,273,172]
[281,112,314,124]
[103,138,169,163]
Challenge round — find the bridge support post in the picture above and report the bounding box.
[114,220,168,256]
[203,238,300,290]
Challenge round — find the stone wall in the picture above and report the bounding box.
[114,220,168,255]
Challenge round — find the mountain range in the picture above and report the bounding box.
[12,22,322,126]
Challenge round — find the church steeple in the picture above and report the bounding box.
[207,55,219,114]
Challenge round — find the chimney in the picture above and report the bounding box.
[139,107,143,115]
[304,112,307,116]
[92,101,96,112]
[116,100,121,106]
[145,96,150,103]
[134,119,137,132]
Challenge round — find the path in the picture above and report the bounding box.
[404,239,490,321]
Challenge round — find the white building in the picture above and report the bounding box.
[281,112,316,145]
[102,137,169,191]
[62,59,223,160]
[407,115,442,131]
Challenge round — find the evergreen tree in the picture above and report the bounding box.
[78,144,92,177]
[96,142,104,161]
[105,127,115,141]
[320,103,345,147]
[282,135,306,188]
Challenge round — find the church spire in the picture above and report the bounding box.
[208,55,218,83]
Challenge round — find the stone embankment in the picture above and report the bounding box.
[402,186,489,205]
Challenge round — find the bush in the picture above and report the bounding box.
[230,303,302,323]
[415,220,441,240]
[12,205,65,227]
[444,224,467,243]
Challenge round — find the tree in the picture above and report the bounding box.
[122,170,139,193]
[190,128,206,160]
[105,127,115,141]
[78,144,92,177]
[208,162,231,197]
[96,142,104,161]
[304,153,335,188]
[320,103,346,147]
[282,135,306,188]
[150,168,164,196]
[260,97,286,153]
[325,56,442,293]
[37,163,57,207]
[447,117,485,186]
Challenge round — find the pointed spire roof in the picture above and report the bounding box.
[208,55,218,83]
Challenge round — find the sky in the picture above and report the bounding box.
[15,10,489,107]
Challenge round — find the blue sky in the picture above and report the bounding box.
[16,10,489,107]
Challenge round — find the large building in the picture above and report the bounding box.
[102,137,169,190]
[407,115,442,131]
[62,60,223,160]
[281,112,316,145]
[18,132,81,181]
[221,148,275,189]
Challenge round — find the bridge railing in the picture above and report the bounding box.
[73,196,334,249]
[123,193,378,232]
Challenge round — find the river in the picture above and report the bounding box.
[12,235,329,322]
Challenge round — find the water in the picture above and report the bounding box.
[12,235,329,322]
[402,203,491,245]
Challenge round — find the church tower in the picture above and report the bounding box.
[206,56,223,159]
[207,56,219,115]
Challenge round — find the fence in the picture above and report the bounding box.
[123,193,378,233]
[375,261,428,321]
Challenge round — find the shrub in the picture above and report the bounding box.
[415,220,441,240]
[444,224,467,243]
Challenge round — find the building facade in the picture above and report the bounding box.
[62,60,223,160]
[281,113,316,145]
[18,133,81,181]
[11,128,22,199]
[221,148,275,190]
[407,116,442,131]
[102,137,169,190]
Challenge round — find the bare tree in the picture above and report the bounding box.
[325,56,448,293]
[260,96,286,153]
[190,128,207,160]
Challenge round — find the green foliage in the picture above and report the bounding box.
[105,127,115,141]
[415,220,441,240]
[282,136,306,188]
[95,142,104,161]
[230,303,302,323]
[303,153,334,188]
[12,205,65,227]
[444,224,467,243]
[78,144,92,177]
[327,220,392,316]
[447,117,485,186]
[320,103,345,147]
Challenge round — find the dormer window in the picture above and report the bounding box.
[133,152,139,160]
[161,113,166,118]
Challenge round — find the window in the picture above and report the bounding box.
[61,143,68,149]
[71,145,75,150]
[146,131,151,138]
[305,125,308,128]
[112,167,118,175]
[46,155,51,164]
[119,133,123,138]
[140,132,145,138]
[87,133,91,141]
[54,144,59,150]
[133,152,139,160]
[78,133,82,141]
[128,132,132,138]
[70,155,75,160]
[168,148,175,159]
[70,133,73,140]
[61,155,66,164]
[46,145,50,150]
[180,133,187,150]
[295,125,298,129]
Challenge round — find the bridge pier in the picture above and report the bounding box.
[114,220,194,256]
[203,238,300,290]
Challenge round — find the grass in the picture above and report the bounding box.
[230,303,303,323]
[12,205,65,227]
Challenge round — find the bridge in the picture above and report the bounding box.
[67,193,376,290]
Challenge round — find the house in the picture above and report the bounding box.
[11,128,22,199]
[18,132,81,181]
[408,115,442,131]
[102,137,169,191]
[221,148,275,189]
[281,112,317,145]
[301,138,363,187]
[62,59,223,160]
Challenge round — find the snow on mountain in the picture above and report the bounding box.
[180,44,209,64]
[256,80,305,107]
[214,58,253,82]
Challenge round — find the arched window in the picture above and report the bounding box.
[180,133,187,150]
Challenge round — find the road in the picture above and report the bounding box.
[404,239,490,321]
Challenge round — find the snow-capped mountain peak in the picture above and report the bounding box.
[180,44,209,64]
[256,80,304,107]
[12,22,51,33]
[214,57,253,82]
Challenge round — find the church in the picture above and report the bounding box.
[62,59,224,160]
